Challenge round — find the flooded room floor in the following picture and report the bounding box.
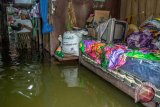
[0,35,143,107]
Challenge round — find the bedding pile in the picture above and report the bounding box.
[80,40,160,70]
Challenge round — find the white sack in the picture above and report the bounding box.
[62,30,88,56]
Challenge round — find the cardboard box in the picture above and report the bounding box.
[94,10,110,24]
[86,10,110,38]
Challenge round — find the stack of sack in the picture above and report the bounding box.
[55,30,88,58]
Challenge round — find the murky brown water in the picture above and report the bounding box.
[0,35,143,107]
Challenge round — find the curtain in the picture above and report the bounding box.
[40,0,53,34]
[120,0,160,26]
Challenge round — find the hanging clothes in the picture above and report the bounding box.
[40,0,53,33]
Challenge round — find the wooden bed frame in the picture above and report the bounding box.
[79,52,158,107]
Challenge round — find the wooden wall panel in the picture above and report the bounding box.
[49,0,68,55]
[105,0,121,19]
[120,0,160,25]
[49,0,121,55]
[73,0,94,27]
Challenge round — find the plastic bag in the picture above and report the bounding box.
[55,46,64,58]
[62,30,87,56]
[55,35,64,58]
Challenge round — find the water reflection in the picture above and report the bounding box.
[61,66,80,87]
[0,42,42,101]
[10,64,42,99]
[58,64,143,107]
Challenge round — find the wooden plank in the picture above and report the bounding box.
[54,54,78,61]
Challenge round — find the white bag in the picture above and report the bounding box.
[62,30,87,56]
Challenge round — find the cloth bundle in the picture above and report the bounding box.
[80,40,129,69]
[127,30,157,49]
[80,40,96,53]
[103,45,128,70]
[127,18,160,50]
[140,18,160,36]
[126,49,160,61]
[80,40,105,64]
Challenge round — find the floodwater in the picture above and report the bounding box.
[0,35,143,107]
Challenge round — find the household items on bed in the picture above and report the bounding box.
[127,18,160,50]
[80,40,128,69]
[127,30,158,49]
[125,49,160,61]
[80,40,160,70]
[80,40,105,64]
